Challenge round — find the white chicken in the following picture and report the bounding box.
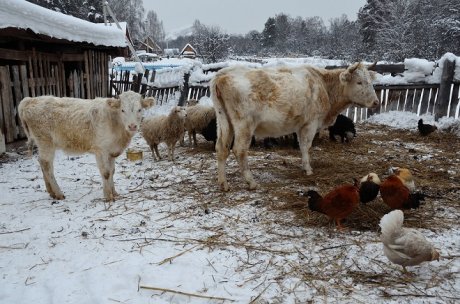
[379,210,440,273]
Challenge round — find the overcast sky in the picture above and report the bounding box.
[143,0,366,36]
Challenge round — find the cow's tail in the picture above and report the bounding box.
[210,75,234,150]
[18,97,34,157]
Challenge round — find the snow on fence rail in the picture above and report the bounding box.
[111,56,460,123]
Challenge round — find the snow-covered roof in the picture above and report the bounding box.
[180,43,197,55]
[0,0,127,48]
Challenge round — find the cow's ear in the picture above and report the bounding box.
[340,70,352,83]
[369,70,378,80]
[340,62,361,83]
[142,97,155,108]
[107,98,121,109]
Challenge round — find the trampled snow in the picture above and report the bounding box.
[1,102,459,303]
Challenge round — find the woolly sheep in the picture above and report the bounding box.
[184,104,216,146]
[141,106,187,161]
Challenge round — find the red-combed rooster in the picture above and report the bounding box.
[380,167,425,210]
[306,179,360,231]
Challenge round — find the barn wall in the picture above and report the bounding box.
[0,48,110,144]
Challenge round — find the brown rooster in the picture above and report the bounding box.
[380,168,425,210]
[306,179,360,230]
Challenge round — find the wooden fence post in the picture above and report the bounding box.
[131,73,143,92]
[178,72,190,106]
[435,59,455,121]
[0,129,5,154]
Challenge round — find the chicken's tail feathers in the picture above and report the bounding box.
[380,210,404,240]
[406,191,426,209]
[306,190,323,213]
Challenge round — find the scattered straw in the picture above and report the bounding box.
[139,285,235,302]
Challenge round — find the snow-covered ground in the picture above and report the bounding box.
[1,105,459,303]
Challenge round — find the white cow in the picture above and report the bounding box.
[18,91,154,201]
[210,63,379,191]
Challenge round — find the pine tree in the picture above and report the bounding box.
[261,17,277,51]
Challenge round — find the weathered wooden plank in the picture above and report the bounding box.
[80,66,85,99]
[435,59,456,120]
[0,128,5,154]
[448,84,459,118]
[38,52,45,95]
[84,51,91,99]
[11,66,25,137]
[28,55,36,97]
[0,66,17,142]
[20,65,30,99]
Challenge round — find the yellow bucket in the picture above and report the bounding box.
[126,149,143,161]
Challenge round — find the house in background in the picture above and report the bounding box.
[180,43,198,59]
[137,36,163,56]
[0,0,127,144]
[163,48,180,58]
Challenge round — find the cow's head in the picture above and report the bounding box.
[340,63,379,108]
[108,91,155,133]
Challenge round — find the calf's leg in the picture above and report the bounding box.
[96,152,115,202]
[37,146,65,200]
[108,156,118,197]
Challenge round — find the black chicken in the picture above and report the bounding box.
[418,119,437,136]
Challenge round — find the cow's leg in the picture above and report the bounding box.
[233,123,257,190]
[297,123,318,175]
[95,152,115,202]
[37,146,64,200]
[108,156,118,197]
[215,117,233,191]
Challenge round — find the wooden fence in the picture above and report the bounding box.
[110,69,212,106]
[0,48,110,144]
[110,60,459,123]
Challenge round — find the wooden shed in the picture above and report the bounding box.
[0,0,127,144]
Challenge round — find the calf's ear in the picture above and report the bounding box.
[107,98,121,109]
[142,97,155,108]
[340,70,352,83]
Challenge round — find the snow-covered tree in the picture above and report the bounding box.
[261,17,277,50]
[145,10,165,45]
[26,0,103,22]
[192,21,229,63]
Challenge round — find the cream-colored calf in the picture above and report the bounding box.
[18,91,154,201]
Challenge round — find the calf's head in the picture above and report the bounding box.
[108,91,155,133]
[340,63,380,109]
